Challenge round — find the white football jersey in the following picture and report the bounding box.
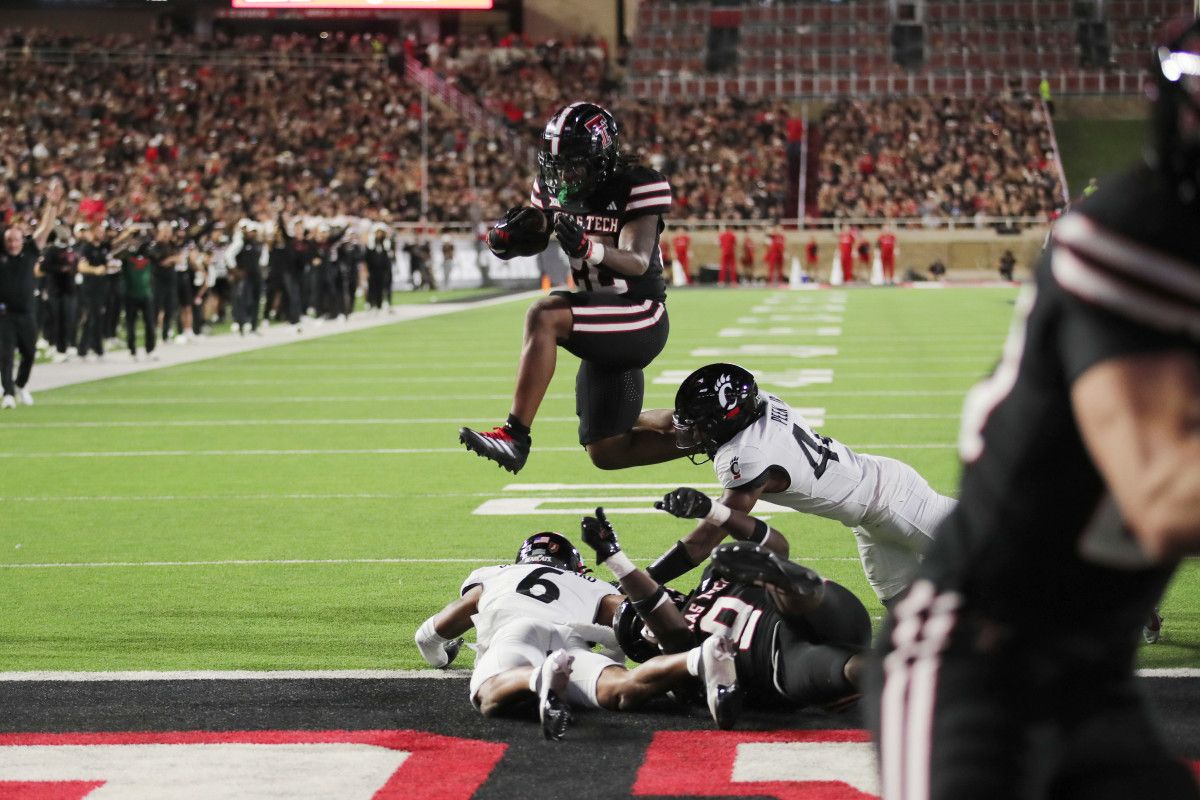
[714,393,883,527]
[460,563,619,648]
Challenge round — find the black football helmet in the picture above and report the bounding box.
[611,587,689,663]
[612,599,660,663]
[1152,17,1200,201]
[537,102,619,211]
[672,363,766,463]
[516,532,588,574]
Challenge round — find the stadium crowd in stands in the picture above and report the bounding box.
[815,95,1065,221]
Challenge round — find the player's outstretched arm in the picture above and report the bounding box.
[414,585,480,668]
[581,508,694,654]
[1073,351,1200,561]
[648,486,782,583]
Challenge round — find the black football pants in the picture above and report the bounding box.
[47,292,77,354]
[0,310,36,395]
[124,296,156,354]
[234,270,263,331]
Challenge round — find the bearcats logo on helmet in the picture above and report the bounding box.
[715,374,737,410]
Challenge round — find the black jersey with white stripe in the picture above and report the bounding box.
[681,565,782,700]
[531,164,670,302]
[923,164,1200,660]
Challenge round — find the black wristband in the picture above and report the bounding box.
[630,586,666,615]
[647,541,699,584]
[752,518,771,546]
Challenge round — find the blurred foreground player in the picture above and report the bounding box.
[461,102,679,474]
[873,22,1200,800]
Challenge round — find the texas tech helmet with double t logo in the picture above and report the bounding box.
[538,102,620,211]
[515,532,588,574]
[672,363,766,462]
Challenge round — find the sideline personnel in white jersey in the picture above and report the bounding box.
[644,363,956,606]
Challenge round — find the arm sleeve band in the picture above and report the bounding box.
[647,540,700,584]
[705,501,732,527]
[631,587,667,615]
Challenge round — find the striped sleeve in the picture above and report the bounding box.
[530,178,546,209]
[1051,212,1200,342]
[622,179,672,219]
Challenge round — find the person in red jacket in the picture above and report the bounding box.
[740,230,756,282]
[671,230,692,284]
[765,225,786,286]
[718,226,737,285]
[877,228,897,284]
[837,229,855,283]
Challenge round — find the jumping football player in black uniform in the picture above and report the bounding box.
[580,491,871,729]
[460,102,679,474]
[872,20,1200,800]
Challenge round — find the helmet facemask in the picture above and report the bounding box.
[1152,20,1200,200]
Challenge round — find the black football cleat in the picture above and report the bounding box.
[711,542,824,599]
[459,425,531,474]
[697,633,741,730]
[535,649,574,741]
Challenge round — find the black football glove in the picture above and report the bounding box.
[554,213,595,261]
[654,487,713,520]
[581,506,622,564]
[486,206,549,260]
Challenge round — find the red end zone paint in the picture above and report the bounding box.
[0,783,104,800]
[633,729,876,800]
[0,730,505,800]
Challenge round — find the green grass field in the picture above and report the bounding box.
[2,286,1196,671]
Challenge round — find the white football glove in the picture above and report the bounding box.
[414,617,462,668]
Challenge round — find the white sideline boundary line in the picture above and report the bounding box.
[27,291,540,393]
[0,667,1193,683]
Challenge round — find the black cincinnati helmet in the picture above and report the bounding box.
[537,102,619,211]
[611,587,688,663]
[612,599,659,663]
[1151,16,1200,201]
[515,532,588,574]
[672,363,766,462]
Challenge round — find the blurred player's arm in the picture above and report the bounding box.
[414,585,479,668]
[581,509,695,654]
[33,179,64,250]
[1073,351,1200,561]
[554,213,658,277]
[648,484,789,584]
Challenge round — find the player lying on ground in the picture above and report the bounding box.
[581,503,871,729]
[460,102,682,474]
[646,363,956,607]
[413,530,738,741]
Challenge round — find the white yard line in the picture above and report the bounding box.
[36,389,973,406]
[3,417,580,429]
[0,443,955,458]
[26,291,539,393]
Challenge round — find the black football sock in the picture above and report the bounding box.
[505,415,531,438]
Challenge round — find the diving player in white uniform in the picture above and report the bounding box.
[645,363,956,606]
[414,530,738,739]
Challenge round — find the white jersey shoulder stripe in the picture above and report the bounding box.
[1054,213,1200,303]
[628,181,671,197]
[626,195,672,212]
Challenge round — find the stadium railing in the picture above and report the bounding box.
[628,68,1152,100]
